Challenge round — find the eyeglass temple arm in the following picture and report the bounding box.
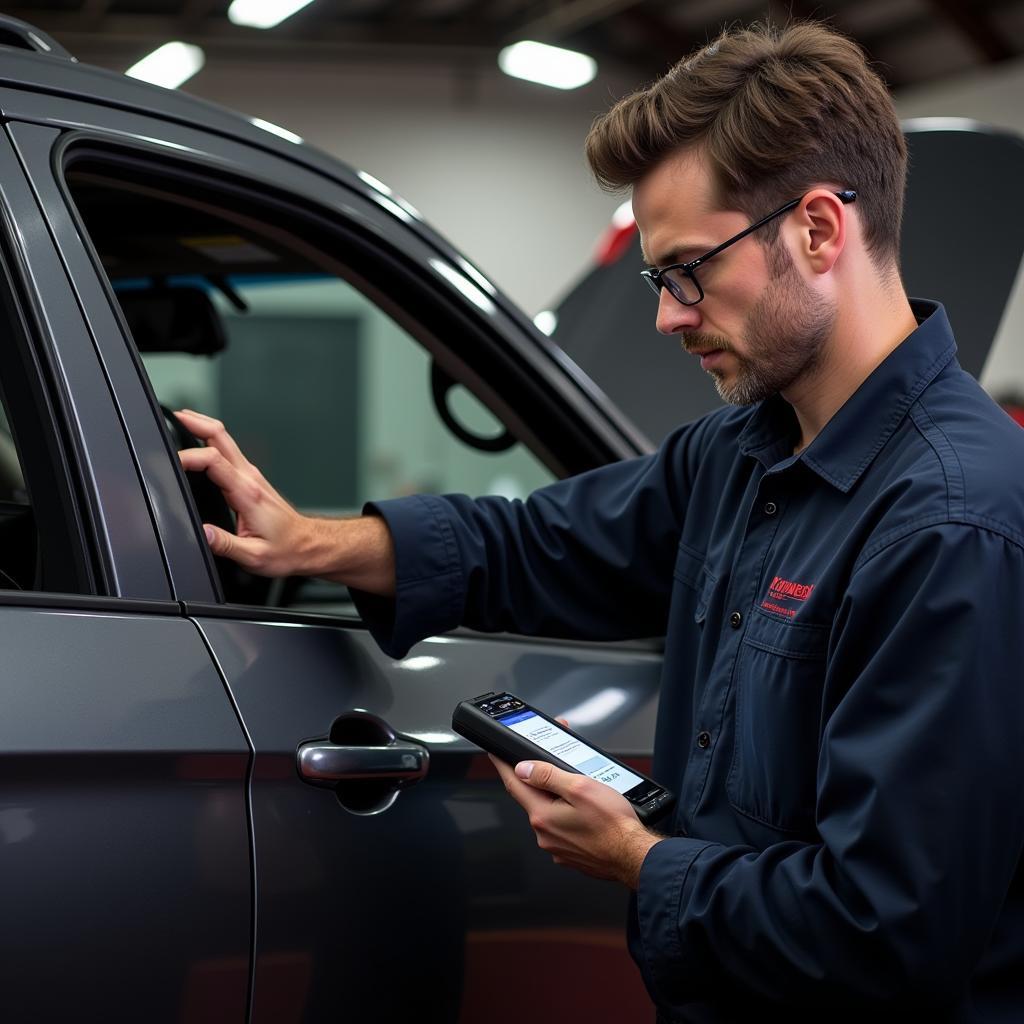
[689,190,857,271]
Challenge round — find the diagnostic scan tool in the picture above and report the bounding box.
[453,691,675,825]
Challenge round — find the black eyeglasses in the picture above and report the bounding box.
[640,189,857,306]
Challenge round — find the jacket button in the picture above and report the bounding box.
[764,501,778,515]
[730,611,743,629]
[697,731,711,749]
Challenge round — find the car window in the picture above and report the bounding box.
[144,275,550,508]
[0,396,34,590]
[63,157,553,611]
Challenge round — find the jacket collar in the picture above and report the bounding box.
[738,299,958,492]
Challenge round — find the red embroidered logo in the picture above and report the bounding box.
[761,575,816,618]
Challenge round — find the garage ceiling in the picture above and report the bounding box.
[11,0,1024,90]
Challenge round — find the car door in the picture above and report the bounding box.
[10,83,664,1023]
[0,124,251,1021]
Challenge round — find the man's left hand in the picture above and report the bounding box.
[489,755,663,888]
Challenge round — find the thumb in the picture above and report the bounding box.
[203,523,256,567]
[203,523,231,555]
[514,759,575,798]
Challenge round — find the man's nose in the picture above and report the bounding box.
[655,287,702,336]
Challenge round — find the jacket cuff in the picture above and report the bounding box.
[633,837,717,1009]
[349,495,465,659]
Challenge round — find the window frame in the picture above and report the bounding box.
[58,141,601,614]
[0,221,100,597]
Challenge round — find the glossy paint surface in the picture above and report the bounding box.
[197,618,660,1023]
[0,609,251,1020]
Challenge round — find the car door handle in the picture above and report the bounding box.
[296,740,429,784]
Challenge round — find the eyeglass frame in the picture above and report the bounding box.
[640,189,857,306]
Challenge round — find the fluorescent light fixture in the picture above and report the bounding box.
[533,310,558,336]
[498,40,597,91]
[126,42,205,90]
[228,0,317,29]
[251,117,303,144]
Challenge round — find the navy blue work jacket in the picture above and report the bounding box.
[355,301,1024,1020]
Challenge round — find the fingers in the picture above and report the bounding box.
[174,409,250,469]
[178,445,259,514]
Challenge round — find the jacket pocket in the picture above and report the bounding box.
[673,542,716,625]
[726,609,829,833]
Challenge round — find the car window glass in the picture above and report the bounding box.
[0,396,33,589]
[64,161,553,612]
[145,275,550,507]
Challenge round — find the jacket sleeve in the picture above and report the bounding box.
[633,522,1024,1010]
[350,415,719,658]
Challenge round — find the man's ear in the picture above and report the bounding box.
[791,188,848,275]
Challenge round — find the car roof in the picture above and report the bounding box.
[0,19,527,328]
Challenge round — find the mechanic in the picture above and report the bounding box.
[176,20,1024,1022]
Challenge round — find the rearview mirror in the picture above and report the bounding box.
[116,286,227,355]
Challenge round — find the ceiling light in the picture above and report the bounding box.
[498,41,597,91]
[228,0,317,29]
[126,42,205,90]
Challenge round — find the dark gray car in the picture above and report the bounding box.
[0,16,662,1024]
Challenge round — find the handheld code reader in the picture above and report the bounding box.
[452,691,675,825]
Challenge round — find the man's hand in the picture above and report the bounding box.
[489,754,662,889]
[174,409,396,594]
[174,408,314,576]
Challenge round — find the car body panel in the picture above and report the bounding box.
[193,616,661,1022]
[0,606,252,1020]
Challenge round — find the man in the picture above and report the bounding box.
[176,20,1024,1021]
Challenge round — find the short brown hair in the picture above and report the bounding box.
[586,21,907,266]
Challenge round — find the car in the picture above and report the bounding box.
[0,14,662,1024]
[550,119,1024,442]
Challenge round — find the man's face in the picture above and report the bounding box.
[632,149,836,406]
